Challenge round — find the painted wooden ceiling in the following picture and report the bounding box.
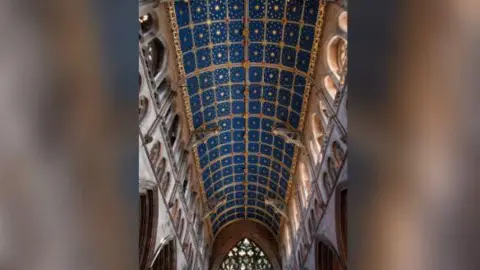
[170,0,322,236]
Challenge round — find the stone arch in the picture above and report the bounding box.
[139,180,158,270]
[298,161,311,202]
[335,181,348,264]
[151,239,176,270]
[315,236,344,270]
[211,220,281,270]
[326,36,347,79]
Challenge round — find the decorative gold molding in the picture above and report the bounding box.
[282,2,326,230]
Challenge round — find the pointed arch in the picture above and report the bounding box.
[326,36,348,79]
[139,182,158,270]
[219,238,273,270]
[315,237,344,270]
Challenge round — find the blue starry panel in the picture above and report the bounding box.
[174,0,320,236]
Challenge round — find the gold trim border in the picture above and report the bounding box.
[282,3,326,230]
[167,1,215,239]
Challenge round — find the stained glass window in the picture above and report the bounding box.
[220,238,273,270]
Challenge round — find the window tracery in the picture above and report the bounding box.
[219,238,273,270]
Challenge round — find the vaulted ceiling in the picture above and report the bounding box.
[169,0,323,237]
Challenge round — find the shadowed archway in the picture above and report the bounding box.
[211,220,281,270]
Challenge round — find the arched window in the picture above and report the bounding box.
[169,115,180,146]
[220,238,273,270]
[139,13,154,35]
[151,240,176,270]
[338,11,348,33]
[323,172,333,195]
[328,157,338,180]
[332,141,345,166]
[316,240,343,270]
[143,38,166,79]
[139,96,149,122]
[336,186,348,263]
[326,36,348,79]
[139,188,157,270]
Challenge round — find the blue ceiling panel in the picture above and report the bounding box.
[173,0,320,236]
